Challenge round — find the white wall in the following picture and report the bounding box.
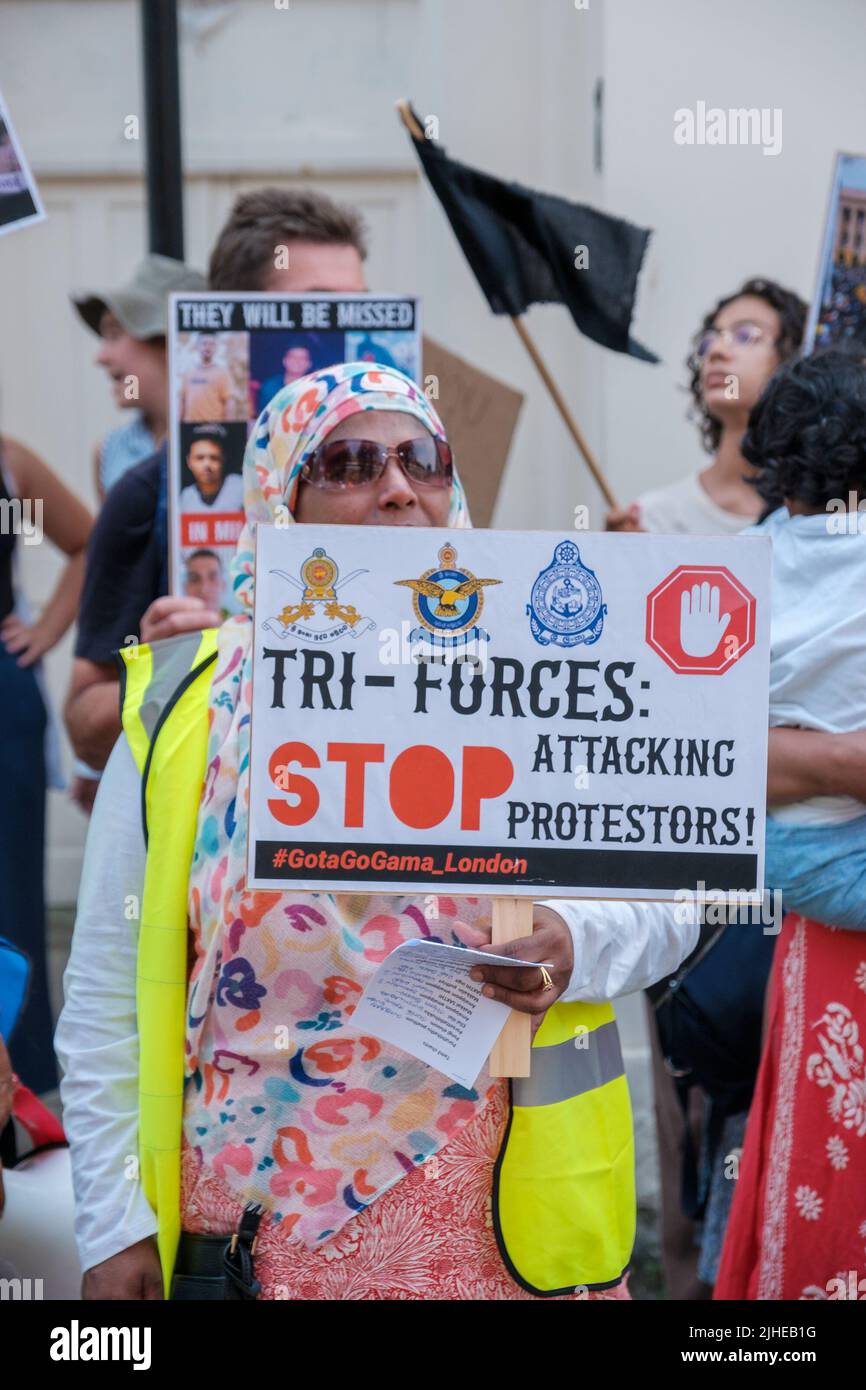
[600,0,866,501]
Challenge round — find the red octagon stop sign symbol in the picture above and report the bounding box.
[645,565,757,675]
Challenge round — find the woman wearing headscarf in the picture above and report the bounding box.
[58,363,698,1301]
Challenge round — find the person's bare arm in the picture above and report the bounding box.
[767,727,866,805]
[83,1236,163,1300]
[92,442,106,505]
[0,438,92,664]
[64,657,121,770]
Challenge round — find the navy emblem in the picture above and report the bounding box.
[395,542,500,651]
[527,540,606,647]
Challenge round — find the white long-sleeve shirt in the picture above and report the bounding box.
[56,735,699,1275]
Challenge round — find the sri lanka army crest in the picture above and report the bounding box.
[527,539,606,647]
[262,546,374,642]
[395,542,500,651]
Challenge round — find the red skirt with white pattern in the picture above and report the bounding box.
[715,915,866,1301]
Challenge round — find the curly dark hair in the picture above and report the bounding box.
[687,277,808,454]
[742,347,866,508]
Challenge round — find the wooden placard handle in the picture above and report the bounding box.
[488,897,533,1077]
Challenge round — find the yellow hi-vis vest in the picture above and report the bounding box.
[119,629,636,1298]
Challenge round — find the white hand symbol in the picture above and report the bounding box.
[679,582,731,657]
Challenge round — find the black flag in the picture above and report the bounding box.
[404,107,658,363]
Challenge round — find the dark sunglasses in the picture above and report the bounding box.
[300,436,453,491]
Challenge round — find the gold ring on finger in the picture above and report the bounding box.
[538,965,554,992]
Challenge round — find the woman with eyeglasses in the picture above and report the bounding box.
[57,363,697,1302]
[605,279,807,1301]
[607,279,866,1303]
[606,277,807,535]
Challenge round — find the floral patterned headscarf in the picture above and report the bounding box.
[229,360,468,614]
[184,364,493,1249]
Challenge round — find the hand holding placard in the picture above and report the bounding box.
[470,901,575,1077]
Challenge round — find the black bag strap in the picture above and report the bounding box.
[222,1202,264,1300]
[647,920,728,1010]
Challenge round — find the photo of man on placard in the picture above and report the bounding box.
[179,423,245,513]
[177,331,248,422]
[182,547,225,614]
[250,330,344,416]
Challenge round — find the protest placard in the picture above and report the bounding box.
[422,338,523,527]
[805,152,866,352]
[168,293,421,614]
[0,85,45,237]
[247,525,771,902]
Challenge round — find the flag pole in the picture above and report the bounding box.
[509,317,617,509]
[396,100,619,512]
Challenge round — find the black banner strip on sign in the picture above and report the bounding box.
[255,841,759,891]
[175,299,417,333]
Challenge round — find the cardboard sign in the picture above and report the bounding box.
[805,152,866,353]
[248,525,771,899]
[0,85,45,237]
[422,338,523,527]
[168,292,422,615]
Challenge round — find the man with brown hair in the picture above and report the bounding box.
[207,186,367,292]
[64,188,368,807]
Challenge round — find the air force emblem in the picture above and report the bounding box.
[395,542,500,651]
[528,540,606,647]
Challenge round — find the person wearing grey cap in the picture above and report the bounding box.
[72,254,205,499]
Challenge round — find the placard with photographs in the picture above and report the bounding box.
[805,152,866,352]
[168,293,421,615]
[0,84,45,237]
